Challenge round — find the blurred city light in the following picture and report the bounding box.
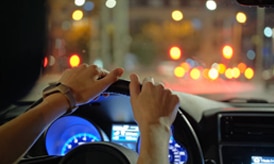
[222,45,233,59]
[69,54,81,67]
[83,1,94,11]
[174,66,186,78]
[244,67,254,79]
[246,50,256,60]
[218,63,226,74]
[169,46,182,60]
[225,68,233,79]
[206,0,217,11]
[180,62,191,72]
[232,67,241,79]
[238,62,247,73]
[72,10,84,21]
[203,68,210,79]
[171,10,183,21]
[264,27,273,38]
[105,0,116,8]
[74,0,85,6]
[190,68,201,80]
[236,12,247,24]
[208,68,219,80]
[43,57,48,68]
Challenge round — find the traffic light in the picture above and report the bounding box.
[169,46,182,60]
[222,45,233,59]
[69,54,81,67]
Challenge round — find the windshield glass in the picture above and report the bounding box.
[26,0,274,102]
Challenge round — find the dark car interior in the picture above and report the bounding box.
[1,0,274,164]
[1,78,272,164]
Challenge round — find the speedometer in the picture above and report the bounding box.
[45,115,104,155]
[61,133,100,155]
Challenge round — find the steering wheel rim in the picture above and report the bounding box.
[105,79,205,164]
[20,79,205,164]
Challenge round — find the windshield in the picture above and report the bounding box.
[26,0,274,102]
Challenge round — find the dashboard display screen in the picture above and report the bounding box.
[111,124,140,151]
[111,124,188,164]
[251,156,274,164]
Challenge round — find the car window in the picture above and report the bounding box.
[24,0,274,102]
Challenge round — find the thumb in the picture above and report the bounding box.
[129,73,141,99]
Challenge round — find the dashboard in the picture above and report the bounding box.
[4,80,274,164]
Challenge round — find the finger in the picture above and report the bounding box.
[88,65,102,79]
[129,73,141,99]
[98,67,124,87]
[142,76,155,85]
[155,81,165,87]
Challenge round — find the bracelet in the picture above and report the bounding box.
[42,82,78,114]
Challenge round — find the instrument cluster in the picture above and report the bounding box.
[45,115,189,164]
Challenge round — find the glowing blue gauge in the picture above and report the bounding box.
[169,136,188,164]
[61,133,100,155]
[45,116,103,155]
[137,136,188,164]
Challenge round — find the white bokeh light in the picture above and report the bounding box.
[206,0,217,11]
[74,0,85,6]
[105,0,117,8]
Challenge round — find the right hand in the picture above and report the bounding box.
[129,73,179,129]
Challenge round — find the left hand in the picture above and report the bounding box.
[59,64,124,105]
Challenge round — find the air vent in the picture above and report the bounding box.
[219,113,274,142]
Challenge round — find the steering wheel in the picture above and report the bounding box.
[20,79,205,164]
[107,79,205,164]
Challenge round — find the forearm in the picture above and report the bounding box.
[0,93,68,164]
[137,121,171,164]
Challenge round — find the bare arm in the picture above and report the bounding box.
[0,64,124,164]
[129,74,179,164]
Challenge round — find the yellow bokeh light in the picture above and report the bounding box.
[232,67,241,79]
[190,68,201,80]
[225,68,233,79]
[72,10,84,21]
[218,63,226,74]
[222,45,233,59]
[69,54,81,67]
[244,67,254,79]
[236,12,247,24]
[171,10,183,21]
[174,66,186,78]
[169,46,182,60]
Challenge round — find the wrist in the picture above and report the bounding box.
[42,82,78,114]
[42,93,69,116]
[137,121,171,164]
[139,117,172,136]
